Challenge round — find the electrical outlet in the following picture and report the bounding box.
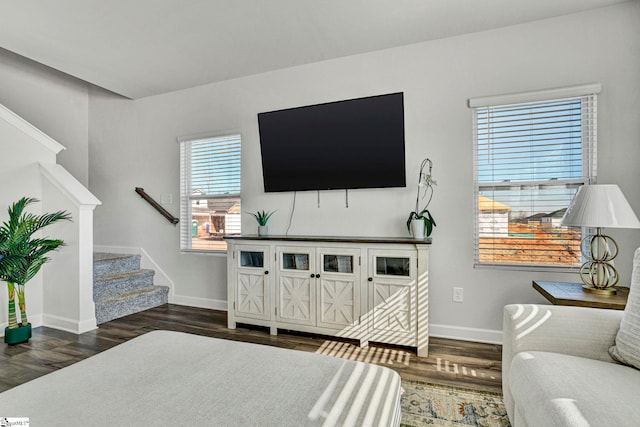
[453,287,464,303]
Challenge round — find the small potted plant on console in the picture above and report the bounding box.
[0,197,71,345]
[247,210,276,236]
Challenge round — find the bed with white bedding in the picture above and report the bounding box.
[0,330,402,426]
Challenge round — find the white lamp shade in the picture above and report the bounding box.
[561,184,640,228]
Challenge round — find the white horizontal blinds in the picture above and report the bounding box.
[473,94,596,267]
[179,141,192,251]
[180,134,241,252]
[190,135,241,196]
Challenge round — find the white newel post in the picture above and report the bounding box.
[40,163,102,334]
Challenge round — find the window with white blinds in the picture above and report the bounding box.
[471,87,598,268]
[179,134,241,252]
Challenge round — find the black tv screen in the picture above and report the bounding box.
[258,92,406,192]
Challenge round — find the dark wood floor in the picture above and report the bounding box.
[1,304,503,394]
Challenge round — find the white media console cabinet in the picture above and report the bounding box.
[226,235,430,356]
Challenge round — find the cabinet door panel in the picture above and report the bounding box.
[371,281,414,333]
[319,278,357,327]
[317,248,361,334]
[234,244,271,321]
[367,249,417,346]
[278,275,314,325]
[236,272,270,320]
[276,246,316,326]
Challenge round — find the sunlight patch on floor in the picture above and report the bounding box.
[315,340,411,366]
[436,357,496,379]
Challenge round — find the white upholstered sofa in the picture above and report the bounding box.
[503,249,640,426]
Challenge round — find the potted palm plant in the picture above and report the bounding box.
[407,158,436,239]
[0,197,71,345]
[247,210,276,236]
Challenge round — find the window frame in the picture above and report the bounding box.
[469,84,600,271]
[179,132,242,254]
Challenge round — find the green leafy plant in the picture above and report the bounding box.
[0,197,72,330]
[406,158,436,237]
[407,209,436,237]
[247,210,276,226]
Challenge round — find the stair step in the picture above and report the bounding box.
[95,286,169,324]
[93,269,156,301]
[93,253,141,277]
[93,251,170,324]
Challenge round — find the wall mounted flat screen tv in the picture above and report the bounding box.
[258,92,406,192]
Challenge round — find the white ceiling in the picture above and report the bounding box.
[0,0,628,99]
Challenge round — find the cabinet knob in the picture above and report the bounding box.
[368,277,373,282]
[315,274,321,278]
[264,270,269,275]
[310,274,315,278]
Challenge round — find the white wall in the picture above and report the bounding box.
[0,115,58,330]
[89,2,640,341]
[0,49,100,335]
[0,47,90,186]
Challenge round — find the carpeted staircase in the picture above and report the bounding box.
[93,253,169,324]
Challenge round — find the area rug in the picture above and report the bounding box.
[401,381,511,427]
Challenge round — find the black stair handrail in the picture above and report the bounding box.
[135,187,179,225]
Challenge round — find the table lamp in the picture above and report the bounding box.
[561,184,640,294]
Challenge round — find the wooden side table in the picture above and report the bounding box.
[532,280,629,310]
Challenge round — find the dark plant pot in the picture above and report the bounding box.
[4,323,32,345]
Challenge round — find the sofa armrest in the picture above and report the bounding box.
[503,303,622,363]
[502,304,623,422]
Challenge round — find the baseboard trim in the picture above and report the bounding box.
[0,314,44,337]
[171,295,227,311]
[429,323,502,345]
[43,314,97,334]
[163,301,503,345]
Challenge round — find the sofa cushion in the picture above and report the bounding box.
[609,247,640,370]
[510,351,640,427]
